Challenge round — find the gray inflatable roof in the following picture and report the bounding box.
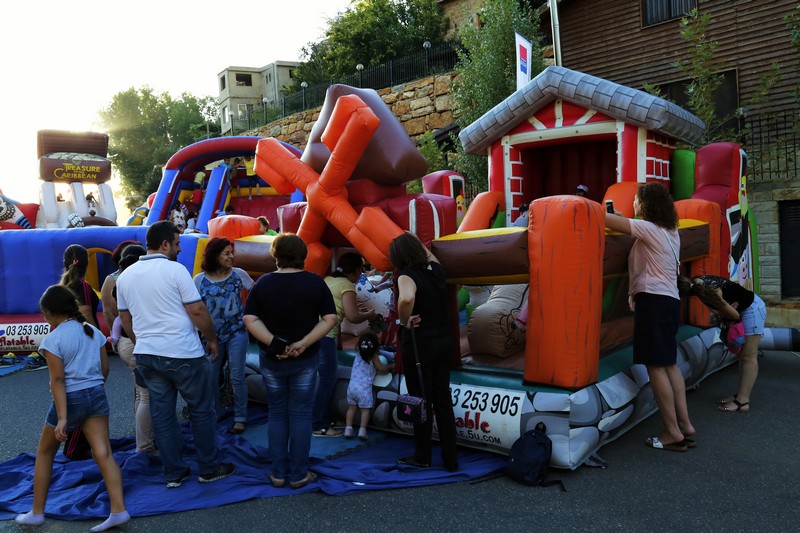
[459,66,706,155]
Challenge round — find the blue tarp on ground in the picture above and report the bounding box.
[0,407,506,521]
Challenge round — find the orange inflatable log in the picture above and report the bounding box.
[208,215,262,241]
[255,138,312,195]
[305,242,334,277]
[458,191,504,233]
[351,206,403,271]
[526,196,604,388]
[297,205,329,244]
[676,198,722,327]
[322,95,380,152]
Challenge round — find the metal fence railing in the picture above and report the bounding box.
[743,111,799,183]
[229,43,459,135]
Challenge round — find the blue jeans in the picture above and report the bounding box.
[312,336,338,431]
[260,350,319,483]
[136,353,219,480]
[46,385,109,430]
[210,329,250,423]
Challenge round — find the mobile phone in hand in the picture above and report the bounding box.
[605,200,615,214]
[270,336,288,356]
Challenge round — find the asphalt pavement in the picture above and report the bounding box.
[1,349,799,532]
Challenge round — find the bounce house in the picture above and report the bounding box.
[248,69,797,469]
[2,70,798,470]
[36,130,118,229]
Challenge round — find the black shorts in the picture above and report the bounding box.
[633,293,680,367]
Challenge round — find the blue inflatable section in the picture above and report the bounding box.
[196,166,230,234]
[0,227,207,315]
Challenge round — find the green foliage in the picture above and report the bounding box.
[408,131,454,194]
[451,0,544,192]
[416,130,450,171]
[291,0,448,90]
[97,88,218,198]
[294,40,335,88]
[641,82,664,98]
[675,9,779,145]
[675,9,722,144]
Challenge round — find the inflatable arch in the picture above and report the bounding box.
[145,136,303,234]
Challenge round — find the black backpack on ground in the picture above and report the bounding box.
[505,422,566,491]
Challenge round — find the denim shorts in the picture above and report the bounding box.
[740,294,767,336]
[46,384,110,430]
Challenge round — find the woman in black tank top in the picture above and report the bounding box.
[679,275,766,413]
[389,233,459,471]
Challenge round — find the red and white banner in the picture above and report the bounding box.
[515,32,532,91]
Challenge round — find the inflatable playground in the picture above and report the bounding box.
[1,66,798,470]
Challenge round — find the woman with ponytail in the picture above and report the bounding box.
[678,275,766,412]
[15,285,129,531]
[60,244,99,328]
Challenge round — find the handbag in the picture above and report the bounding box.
[396,326,428,424]
[722,321,746,354]
[64,426,92,461]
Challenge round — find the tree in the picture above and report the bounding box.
[97,88,219,201]
[644,8,778,146]
[674,9,724,144]
[291,0,448,90]
[450,0,544,193]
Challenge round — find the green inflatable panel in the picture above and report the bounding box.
[671,150,696,200]
[601,278,622,319]
[458,286,470,310]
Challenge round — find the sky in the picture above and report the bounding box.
[0,0,353,203]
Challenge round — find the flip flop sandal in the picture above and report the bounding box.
[646,437,688,452]
[681,438,697,448]
[716,394,737,405]
[716,399,749,412]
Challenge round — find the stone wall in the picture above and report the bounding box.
[748,167,800,326]
[245,72,459,151]
[440,0,484,38]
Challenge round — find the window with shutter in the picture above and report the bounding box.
[642,0,696,27]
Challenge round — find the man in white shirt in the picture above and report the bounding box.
[117,220,234,488]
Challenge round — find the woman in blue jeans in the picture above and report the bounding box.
[679,275,767,412]
[244,234,336,489]
[194,238,254,434]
